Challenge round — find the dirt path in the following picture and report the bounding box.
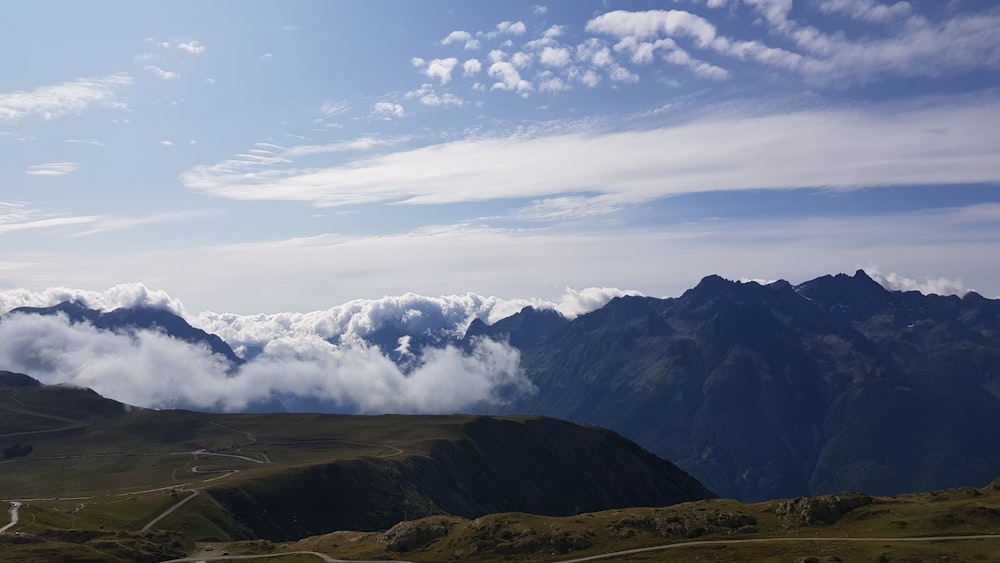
[160,549,416,562]
[141,490,199,532]
[554,533,1000,562]
[0,502,20,534]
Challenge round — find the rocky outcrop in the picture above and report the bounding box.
[769,493,875,526]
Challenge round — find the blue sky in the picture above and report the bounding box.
[3,0,1000,314]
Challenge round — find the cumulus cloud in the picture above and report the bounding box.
[176,39,205,54]
[488,61,533,94]
[463,58,482,76]
[539,46,571,67]
[0,283,187,316]
[495,20,527,36]
[25,162,79,176]
[405,85,465,107]
[0,75,132,121]
[372,102,405,118]
[422,57,460,84]
[194,287,631,349]
[442,30,480,49]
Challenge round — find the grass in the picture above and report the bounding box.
[4,381,1000,562]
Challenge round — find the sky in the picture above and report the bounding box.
[1,0,999,412]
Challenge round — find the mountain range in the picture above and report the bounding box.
[6,270,1000,503]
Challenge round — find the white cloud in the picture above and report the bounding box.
[543,25,565,38]
[538,75,569,93]
[372,102,405,118]
[587,9,718,45]
[0,282,187,316]
[405,85,465,107]
[586,7,1000,86]
[510,51,534,69]
[0,202,98,235]
[576,38,614,67]
[743,0,794,29]
[25,162,79,176]
[442,30,481,50]
[177,39,205,54]
[423,57,460,84]
[195,287,636,348]
[0,310,534,414]
[144,65,179,80]
[488,62,533,94]
[495,20,527,36]
[64,138,104,146]
[0,75,132,121]
[608,64,641,82]
[539,46,571,67]
[863,265,968,296]
[181,100,1000,208]
[531,4,548,15]
[160,140,174,146]
[576,70,601,88]
[260,53,273,60]
[463,58,482,76]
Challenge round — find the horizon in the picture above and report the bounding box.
[0,266,986,414]
[2,1,999,313]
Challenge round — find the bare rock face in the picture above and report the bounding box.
[770,493,875,526]
[378,516,452,552]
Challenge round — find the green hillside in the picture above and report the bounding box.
[0,372,710,561]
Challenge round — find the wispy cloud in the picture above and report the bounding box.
[0,202,98,235]
[181,99,1000,208]
[0,75,132,121]
[25,162,80,176]
[144,65,179,80]
[70,210,213,238]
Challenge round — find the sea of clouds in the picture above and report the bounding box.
[0,270,965,414]
[0,285,635,413]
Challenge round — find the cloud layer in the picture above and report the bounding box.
[0,311,532,413]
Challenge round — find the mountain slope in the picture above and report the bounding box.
[502,271,1000,501]
[0,378,712,544]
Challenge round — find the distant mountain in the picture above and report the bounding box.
[6,301,243,366]
[464,305,569,350]
[490,270,1000,502]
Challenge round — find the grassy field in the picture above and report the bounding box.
[3,379,1000,562]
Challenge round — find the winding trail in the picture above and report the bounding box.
[0,502,20,534]
[553,533,1000,562]
[160,550,415,562]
